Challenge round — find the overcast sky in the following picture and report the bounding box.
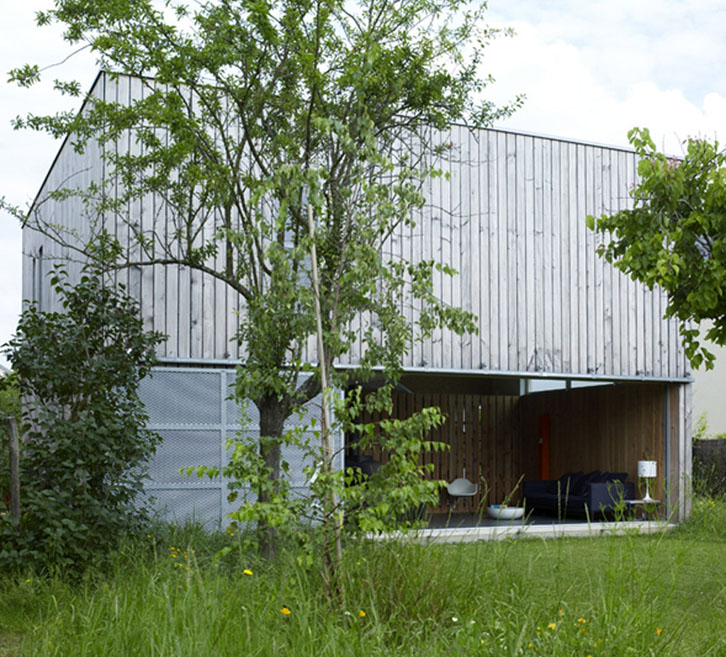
[2,0,726,368]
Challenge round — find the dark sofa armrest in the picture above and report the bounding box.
[587,481,635,512]
[523,480,554,497]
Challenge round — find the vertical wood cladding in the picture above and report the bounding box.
[25,73,689,381]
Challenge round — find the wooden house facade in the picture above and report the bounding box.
[23,72,692,525]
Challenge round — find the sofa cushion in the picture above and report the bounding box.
[572,470,600,496]
[552,471,584,495]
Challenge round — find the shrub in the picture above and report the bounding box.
[0,372,21,512]
[0,267,165,573]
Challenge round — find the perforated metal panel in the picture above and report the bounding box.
[140,366,342,528]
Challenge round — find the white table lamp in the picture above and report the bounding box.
[638,460,657,502]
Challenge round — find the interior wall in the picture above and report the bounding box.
[355,381,686,518]
[518,382,682,506]
[355,391,523,513]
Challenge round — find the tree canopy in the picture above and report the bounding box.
[6,0,520,566]
[588,127,726,370]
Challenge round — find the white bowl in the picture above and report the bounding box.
[487,504,524,520]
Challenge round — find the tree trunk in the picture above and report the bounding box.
[256,394,287,559]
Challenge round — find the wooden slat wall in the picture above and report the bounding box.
[341,125,689,381]
[25,73,689,383]
[518,383,683,507]
[23,74,106,312]
[357,392,522,514]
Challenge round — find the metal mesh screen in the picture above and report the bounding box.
[140,370,221,425]
[149,430,221,484]
[140,366,342,528]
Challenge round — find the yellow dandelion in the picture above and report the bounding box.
[656,628,663,636]
[243,569,253,576]
[577,617,587,623]
[281,607,291,615]
[359,610,366,618]
[548,623,556,630]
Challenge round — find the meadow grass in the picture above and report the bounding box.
[1,500,725,656]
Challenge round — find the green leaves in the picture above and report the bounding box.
[8,64,40,87]
[589,127,726,371]
[0,267,166,573]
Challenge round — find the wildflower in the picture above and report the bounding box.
[25,578,31,583]
[344,611,352,617]
[243,569,253,576]
[577,618,586,623]
[548,623,556,630]
[281,607,291,615]
[359,610,366,618]
[451,617,458,623]
[656,628,663,636]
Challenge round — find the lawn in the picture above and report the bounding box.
[1,500,725,656]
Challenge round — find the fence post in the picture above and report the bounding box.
[5,417,20,520]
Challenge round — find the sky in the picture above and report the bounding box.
[2,0,726,369]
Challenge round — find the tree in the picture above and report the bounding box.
[6,0,519,562]
[0,267,164,572]
[588,127,726,371]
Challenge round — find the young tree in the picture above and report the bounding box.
[7,0,519,560]
[588,128,726,370]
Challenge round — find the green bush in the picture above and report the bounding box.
[0,372,21,512]
[0,267,165,573]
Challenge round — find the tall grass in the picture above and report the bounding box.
[2,501,726,656]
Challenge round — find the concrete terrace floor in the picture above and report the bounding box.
[393,512,674,543]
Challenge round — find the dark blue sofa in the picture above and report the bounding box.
[523,470,635,519]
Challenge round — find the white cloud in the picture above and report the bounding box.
[483,19,726,155]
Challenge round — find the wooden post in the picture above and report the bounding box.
[5,418,20,521]
[307,203,343,591]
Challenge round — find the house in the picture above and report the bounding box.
[692,328,726,436]
[23,72,692,527]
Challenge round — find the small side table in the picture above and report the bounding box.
[626,498,661,520]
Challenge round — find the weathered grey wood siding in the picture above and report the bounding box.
[24,72,689,381]
[349,125,688,381]
[22,74,106,312]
